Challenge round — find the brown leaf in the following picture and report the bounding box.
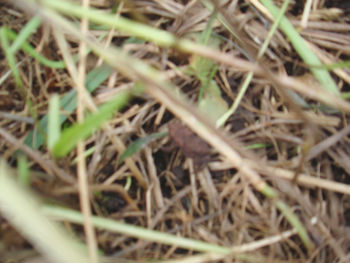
[168,120,211,170]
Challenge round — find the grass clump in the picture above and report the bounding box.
[1,1,350,263]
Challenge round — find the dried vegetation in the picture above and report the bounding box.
[1,0,350,262]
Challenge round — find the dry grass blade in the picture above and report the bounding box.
[75,0,99,261]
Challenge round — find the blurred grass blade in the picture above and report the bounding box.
[201,0,241,41]
[10,16,42,54]
[42,205,230,254]
[260,0,339,94]
[48,94,61,150]
[0,159,92,263]
[187,11,227,120]
[1,18,43,147]
[17,155,30,186]
[0,27,24,94]
[260,185,313,250]
[216,0,292,127]
[310,60,350,70]
[119,132,167,164]
[5,28,67,69]
[71,146,96,165]
[199,80,228,122]
[189,12,220,101]
[52,91,131,158]
[216,72,253,127]
[24,64,114,150]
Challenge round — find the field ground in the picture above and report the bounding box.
[1,1,350,262]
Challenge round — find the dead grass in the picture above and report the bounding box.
[1,0,350,262]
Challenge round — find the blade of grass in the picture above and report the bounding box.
[0,27,25,95]
[191,11,220,101]
[186,12,227,121]
[198,79,228,122]
[341,92,350,100]
[5,27,67,69]
[216,72,254,127]
[259,0,339,94]
[17,155,30,186]
[24,63,114,150]
[0,160,92,263]
[27,0,258,73]
[245,143,272,150]
[310,60,350,70]
[41,205,296,262]
[260,185,312,249]
[9,15,42,54]
[1,23,42,138]
[1,16,67,151]
[76,1,99,261]
[119,132,167,164]
[4,24,107,69]
[41,205,230,254]
[216,0,291,127]
[52,91,131,158]
[275,200,311,250]
[201,0,242,44]
[71,146,96,165]
[48,94,61,150]
[41,0,180,47]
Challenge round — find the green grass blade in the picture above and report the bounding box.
[276,200,313,250]
[189,12,219,101]
[119,132,167,164]
[10,16,42,54]
[43,0,177,46]
[216,0,291,127]
[0,27,24,94]
[48,94,61,150]
[201,0,242,42]
[199,79,228,122]
[1,23,42,140]
[310,60,350,70]
[70,146,96,165]
[257,0,291,59]
[5,28,67,69]
[17,155,31,186]
[341,92,350,100]
[52,91,131,158]
[24,64,114,150]
[0,160,93,263]
[260,0,339,94]
[217,72,254,127]
[261,185,313,250]
[42,205,230,254]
